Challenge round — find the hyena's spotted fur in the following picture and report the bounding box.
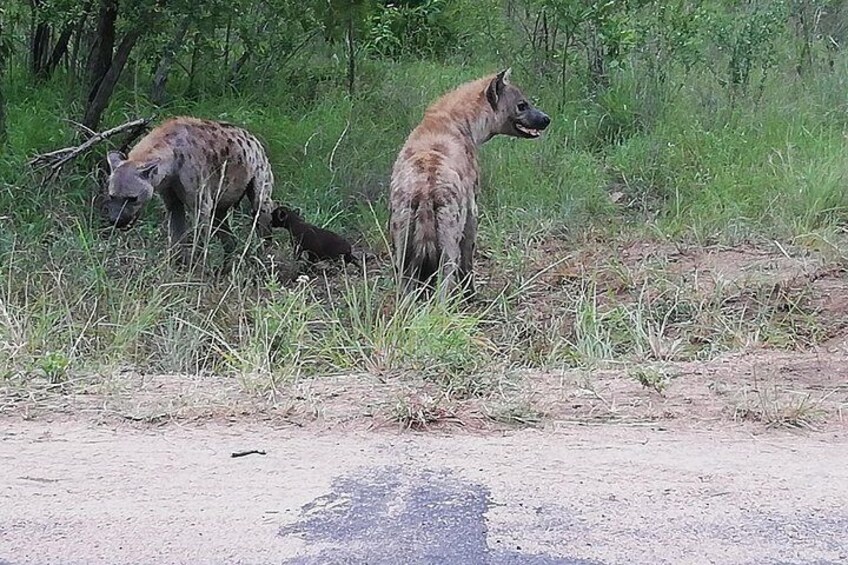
[389,69,550,298]
[103,116,276,265]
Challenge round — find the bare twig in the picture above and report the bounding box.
[29,116,154,177]
[231,449,267,458]
[63,118,97,139]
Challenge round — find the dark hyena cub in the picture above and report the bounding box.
[103,116,277,266]
[271,206,356,264]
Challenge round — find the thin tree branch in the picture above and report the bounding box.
[29,116,153,177]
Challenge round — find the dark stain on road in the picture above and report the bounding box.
[278,466,600,565]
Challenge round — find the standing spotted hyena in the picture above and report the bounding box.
[103,117,276,266]
[389,69,550,299]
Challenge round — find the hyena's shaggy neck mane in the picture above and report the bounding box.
[417,76,499,148]
[128,137,173,164]
[124,127,180,184]
[126,116,239,177]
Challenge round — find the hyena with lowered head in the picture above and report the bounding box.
[102,117,276,266]
[389,68,550,298]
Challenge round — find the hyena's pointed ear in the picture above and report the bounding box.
[106,151,125,172]
[486,68,512,111]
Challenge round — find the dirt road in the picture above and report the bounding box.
[1,420,846,565]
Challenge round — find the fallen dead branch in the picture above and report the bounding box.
[28,116,154,178]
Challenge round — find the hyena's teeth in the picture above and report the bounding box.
[516,124,541,137]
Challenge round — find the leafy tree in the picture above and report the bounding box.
[712,1,786,98]
[82,0,160,129]
[318,0,376,95]
[365,0,459,60]
[634,0,712,85]
[26,0,90,80]
[521,0,639,98]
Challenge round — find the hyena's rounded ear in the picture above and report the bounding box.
[106,151,126,172]
[486,68,512,111]
[136,160,160,180]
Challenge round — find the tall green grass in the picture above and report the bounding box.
[1,48,847,396]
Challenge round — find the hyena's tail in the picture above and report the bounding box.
[400,200,440,293]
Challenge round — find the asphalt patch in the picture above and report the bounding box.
[278,465,600,565]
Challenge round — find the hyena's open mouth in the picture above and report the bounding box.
[515,123,543,138]
[513,110,551,139]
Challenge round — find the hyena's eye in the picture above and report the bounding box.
[517,101,529,112]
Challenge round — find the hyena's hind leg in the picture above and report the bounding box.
[245,173,275,252]
[433,204,466,302]
[458,211,477,300]
[391,210,422,295]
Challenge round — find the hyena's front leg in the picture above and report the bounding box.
[160,186,191,266]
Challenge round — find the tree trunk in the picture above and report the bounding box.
[150,18,190,105]
[347,13,355,96]
[30,22,50,76]
[85,0,117,105]
[30,0,91,80]
[223,14,232,71]
[68,9,88,88]
[0,84,6,148]
[41,25,74,78]
[28,0,49,75]
[83,28,141,130]
[188,32,202,95]
[586,25,608,96]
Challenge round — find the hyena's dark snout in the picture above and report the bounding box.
[529,109,551,130]
[102,197,140,230]
[513,106,551,139]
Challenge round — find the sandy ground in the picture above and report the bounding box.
[1,420,847,565]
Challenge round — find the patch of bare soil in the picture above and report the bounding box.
[524,347,848,430]
[2,346,846,433]
[495,235,848,354]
